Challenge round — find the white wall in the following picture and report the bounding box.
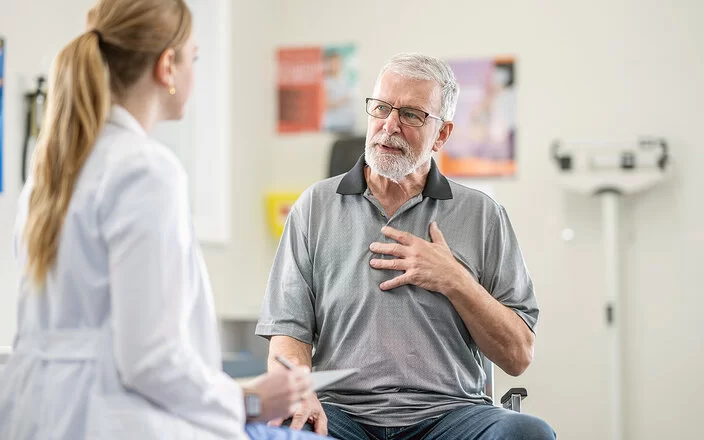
[201,0,277,320]
[1,1,703,439]
[0,0,96,346]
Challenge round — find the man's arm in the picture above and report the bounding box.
[267,336,328,435]
[443,271,534,376]
[268,335,313,370]
[369,222,535,376]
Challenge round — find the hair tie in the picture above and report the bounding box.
[91,29,103,44]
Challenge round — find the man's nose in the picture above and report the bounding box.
[383,109,402,135]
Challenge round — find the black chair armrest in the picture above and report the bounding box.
[500,387,527,405]
[500,387,528,412]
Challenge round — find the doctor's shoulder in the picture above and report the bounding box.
[94,130,189,204]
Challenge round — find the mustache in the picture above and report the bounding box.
[370,133,410,153]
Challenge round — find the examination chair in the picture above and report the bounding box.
[328,136,528,413]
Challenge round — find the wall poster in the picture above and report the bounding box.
[277,44,358,134]
[439,57,516,178]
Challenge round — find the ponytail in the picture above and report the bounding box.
[24,31,110,284]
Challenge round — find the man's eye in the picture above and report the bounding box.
[403,111,422,121]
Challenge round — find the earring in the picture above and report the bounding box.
[168,85,176,96]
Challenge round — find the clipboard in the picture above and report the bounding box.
[311,368,358,391]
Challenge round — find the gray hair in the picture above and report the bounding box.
[376,52,459,121]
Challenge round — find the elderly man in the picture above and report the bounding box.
[256,53,555,440]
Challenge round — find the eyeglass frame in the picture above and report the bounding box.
[365,98,444,127]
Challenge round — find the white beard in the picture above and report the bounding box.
[364,133,433,183]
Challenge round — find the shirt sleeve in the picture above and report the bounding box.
[255,194,317,345]
[98,149,246,438]
[481,205,540,333]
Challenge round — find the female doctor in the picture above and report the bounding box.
[0,1,330,439]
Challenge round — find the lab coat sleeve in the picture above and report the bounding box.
[98,149,246,437]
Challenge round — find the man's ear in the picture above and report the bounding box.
[154,48,177,87]
[432,121,454,153]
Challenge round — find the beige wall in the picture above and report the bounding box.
[1,1,703,438]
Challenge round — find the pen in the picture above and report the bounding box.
[275,355,297,370]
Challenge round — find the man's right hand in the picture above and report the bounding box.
[268,392,328,436]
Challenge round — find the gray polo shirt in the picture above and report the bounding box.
[256,156,538,427]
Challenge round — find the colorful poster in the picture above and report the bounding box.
[277,44,357,134]
[439,57,516,178]
[0,38,4,193]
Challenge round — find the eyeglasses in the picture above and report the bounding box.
[365,98,443,127]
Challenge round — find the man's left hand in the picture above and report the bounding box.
[369,222,469,294]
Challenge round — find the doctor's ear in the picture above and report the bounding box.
[154,48,177,88]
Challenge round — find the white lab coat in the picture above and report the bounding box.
[0,106,249,440]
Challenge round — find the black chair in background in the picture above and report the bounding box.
[328,135,366,178]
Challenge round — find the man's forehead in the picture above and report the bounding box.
[373,71,441,109]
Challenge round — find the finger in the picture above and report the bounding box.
[369,242,408,258]
[370,258,407,271]
[314,412,328,435]
[267,417,284,427]
[289,408,310,430]
[380,274,410,291]
[381,226,414,245]
[429,221,448,246]
[289,400,303,417]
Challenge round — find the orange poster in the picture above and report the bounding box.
[277,47,325,133]
[277,45,358,134]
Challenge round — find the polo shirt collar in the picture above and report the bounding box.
[336,155,453,200]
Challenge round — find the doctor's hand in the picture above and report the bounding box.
[268,392,328,435]
[243,367,313,424]
[369,222,470,295]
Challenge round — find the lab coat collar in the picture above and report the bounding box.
[108,105,148,138]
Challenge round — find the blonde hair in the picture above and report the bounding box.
[24,0,192,283]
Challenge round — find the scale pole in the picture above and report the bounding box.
[600,189,623,440]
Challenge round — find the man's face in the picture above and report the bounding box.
[365,71,444,182]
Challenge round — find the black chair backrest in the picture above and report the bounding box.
[328,136,366,178]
